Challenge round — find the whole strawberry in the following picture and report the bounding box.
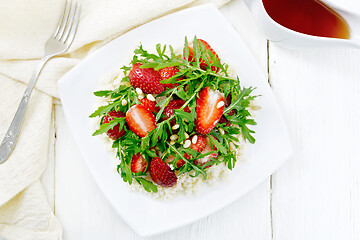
[129,63,165,94]
[162,100,191,125]
[165,155,185,169]
[149,157,177,187]
[184,134,207,160]
[218,115,231,127]
[102,110,126,140]
[184,39,220,72]
[225,94,236,116]
[159,66,182,89]
[139,98,160,113]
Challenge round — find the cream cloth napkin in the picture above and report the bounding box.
[0,0,229,239]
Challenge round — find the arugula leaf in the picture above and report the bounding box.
[94,90,112,97]
[135,177,158,193]
[92,121,117,136]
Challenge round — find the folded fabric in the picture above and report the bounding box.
[0,181,62,240]
[0,0,229,239]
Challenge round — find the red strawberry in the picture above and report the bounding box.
[218,115,232,127]
[102,110,126,140]
[165,155,185,169]
[195,87,225,135]
[193,137,218,168]
[184,39,220,72]
[162,100,191,126]
[126,104,156,138]
[225,94,236,116]
[159,66,182,89]
[140,98,160,113]
[131,153,147,173]
[149,157,177,187]
[184,135,207,159]
[176,159,185,169]
[129,63,165,94]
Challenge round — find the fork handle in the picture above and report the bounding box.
[0,56,51,164]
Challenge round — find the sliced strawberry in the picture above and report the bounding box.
[140,98,160,113]
[159,66,182,89]
[184,135,207,159]
[195,87,225,135]
[129,63,165,94]
[131,153,147,173]
[102,110,126,140]
[162,100,191,125]
[184,39,220,72]
[225,94,236,116]
[193,137,218,168]
[149,157,177,187]
[126,104,156,138]
[165,155,185,169]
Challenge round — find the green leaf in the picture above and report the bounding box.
[119,161,133,184]
[135,177,158,193]
[92,121,118,136]
[141,62,159,69]
[176,88,187,100]
[89,101,120,118]
[184,36,189,62]
[94,90,111,97]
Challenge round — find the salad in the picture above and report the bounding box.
[90,37,257,194]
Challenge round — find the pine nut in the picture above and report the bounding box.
[147,94,156,102]
[121,99,127,106]
[192,135,198,144]
[218,127,225,135]
[138,93,144,100]
[217,101,225,109]
[172,124,180,130]
[184,132,189,139]
[170,134,179,141]
[183,140,191,148]
[136,88,143,95]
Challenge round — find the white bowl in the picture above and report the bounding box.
[243,0,360,48]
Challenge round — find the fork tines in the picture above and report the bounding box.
[53,1,81,44]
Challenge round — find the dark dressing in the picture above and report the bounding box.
[262,0,350,39]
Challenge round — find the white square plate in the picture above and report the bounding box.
[58,4,292,237]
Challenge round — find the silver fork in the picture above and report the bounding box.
[0,1,81,164]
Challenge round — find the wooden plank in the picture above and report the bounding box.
[54,106,87,240]
[132,181,271,240]
[40,102,56,211]
[54,106,135,240]
[269,25,360,240]
[220,0,268,73]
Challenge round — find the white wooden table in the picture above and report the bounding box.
[40,0,360,239]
